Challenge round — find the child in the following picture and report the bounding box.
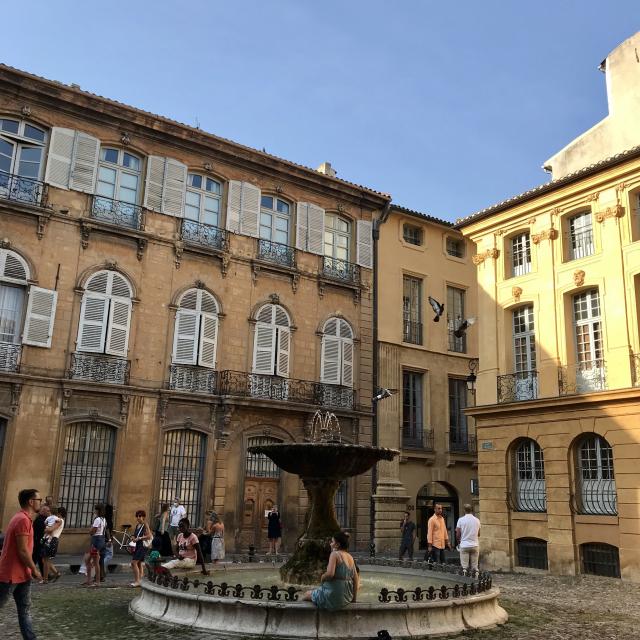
[40,508,64,583]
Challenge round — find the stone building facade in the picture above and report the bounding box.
[0,65,389,553]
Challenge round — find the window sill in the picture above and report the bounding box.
[510,511,548,521]
[444,252,467,264]
[574,514,618,526]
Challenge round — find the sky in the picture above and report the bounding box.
[2,1,638,221]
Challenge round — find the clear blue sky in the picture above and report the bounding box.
[2,1,637,220]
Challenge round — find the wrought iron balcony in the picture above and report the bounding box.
[403,320,423,345]
[0,171,47,207]
[169,364,217,394]
[402,429,435,452]
[181,219,227,251]
[507,482,547,513]
[558,360,606,395]
[0,343,21,372]
[497,370,538,403]
[314,383,355,409]
[447,431,477,454]
[257,239,295,268]
[572,477,617,516]
[69,352,130,384]
[321,256,360,286]
[90,195,143,230]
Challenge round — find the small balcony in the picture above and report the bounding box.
[447,431,477,454]
[90,195,143,230]
[402,429,435,452]
[69,352,130,385]
[497,370,538,403]
[169,364,217,394]
[257,239,295,268]
[558,360,606,395]
[321,256,360,286]
[0,171,47,207]
[181,219,228,251]
[0,343,21,373]
[314,383,355,410]
[403,320,423,345]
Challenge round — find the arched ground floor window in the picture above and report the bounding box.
[581,542,620,578]
[515,537,548,570]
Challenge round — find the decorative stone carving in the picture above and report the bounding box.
[472,248,500,265]
[61,388,73,414]
[268,293,280,305]
[0,239,10,249]
[121,132,131,146]
[573,270,585,287]
[220,254,230,278]
[528,217,537,225]
[21,105,31,117]
[120,394,130,422]
[595,204,625,223]
[136,238,147,261]
[10,383,23,415]
[174,241,184,269]
[195,279,206,289]
[291,273,300,294]
[586,192,600,202]
[158,396,169,426]
[274,184,284,194]
[550,207,563,217]
[105,260,118,271]
[531,228,558,244]
[36,213,51,240]
[80,221,92,250]
[203,162,213,172]
[512,286,523,302]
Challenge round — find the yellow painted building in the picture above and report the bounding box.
[458,32,640,581]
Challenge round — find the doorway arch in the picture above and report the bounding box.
[416,482,459,550]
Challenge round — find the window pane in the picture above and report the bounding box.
[0,284,25,343]
[186,190,200,208]
[189,174,202,189]
[0,119,19,134]
[24,124,45,142]
[119,172,138,190]
[0,139,15,173]
[276,199,289,213]
[205,178,220,194]
[123,153,140,171]
[261,195,273,209]
[101,148,119,163]
[185,203,200,221]
[275,217,288,232]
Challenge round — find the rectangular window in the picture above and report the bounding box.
[403,224,422,246]
[511,232,531,276]
[569,212,594,260]
[516,538,548,570]
[447,286,466,352]
[448,377,468,451]
[402,276,423,344]
[446,237,464,258]
[402,371,423,446]
[0,284,25,343]
[334,480,348,528]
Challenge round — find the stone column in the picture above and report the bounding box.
[373,458,409,554]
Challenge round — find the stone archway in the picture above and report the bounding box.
[416,481,459,550]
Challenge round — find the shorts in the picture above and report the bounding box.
[40,537,59,559]
[161,557,196,571]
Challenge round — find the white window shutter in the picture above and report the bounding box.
[105,298,132,357]
[296,203,309,251]
[22,287,58,348]
[321,335,341,384]
[226,180,242,233]
[70,132,100,193]
[144,156,165,212]
[172,310,199,365]
[240,182,261,238]
[198,312,218,368]
[77,295,109,352]
[44,127,74,189]
[342,339,354,387]
[357,219,373,268]
[253,322,275,374]
[276,327,290,377]
[307,203,325,255]
[163,158,187,217]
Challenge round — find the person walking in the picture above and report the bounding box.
[267,506,282,555]
[398,511,416,560]
[426,504,451,564]
[456,504,481,575]
[81,504,106,587]
[161,518,208,575]
[210,513,225,564]
[168,498,186,543]
[153,503,173,557]
[31,504,48,578]
[0,488,43,639]
[40,507,65,584]
[130,510,152,587]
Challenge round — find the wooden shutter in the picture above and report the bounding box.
[144,156,165,212]
[253,322,275,374]
[307,203,325,255]
[321,335,341,384]
[357,219,373,268]
[22,287,58,348]
[77,295,109,352]
[44,127,74,189]
[69,132,100,193]
[276,327,290,377]
[226,180,242,233]
[341,339,353,387]
[198,312,218,368]
[296,203,309,250]
[172,310,199,365]
[162,158,187,217]
[240,182,260,238]
[105,298,131,357]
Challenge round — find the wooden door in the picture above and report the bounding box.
[240,478,279,551]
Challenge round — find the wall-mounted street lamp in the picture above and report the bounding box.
[466,359,479,397]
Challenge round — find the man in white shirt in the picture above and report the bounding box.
[168,498,187,542]
[455,504,480,575]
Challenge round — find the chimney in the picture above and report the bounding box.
[316,162,337,177]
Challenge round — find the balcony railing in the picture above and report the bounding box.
[402,429,435,452]
[0,171,47,207]
[90,195,143,230]
[0,343,21,372]
[69,352,130,384]
[322,256,360,286]
[257,239,295,268]
[497,370,538,403]
[448,431,477,454]
[315,383,355,409]
[181,219,227,251]
[558,360,606,395]
[169,364,217,394]
[403,320,423,345]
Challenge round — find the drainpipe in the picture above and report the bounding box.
[370,201,392,541]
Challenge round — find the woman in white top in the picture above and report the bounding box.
[81,504,107,587]
[41,506,66,583]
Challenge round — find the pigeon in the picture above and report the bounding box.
[453,317,476,338]
[428,296,445,322]
[372,388,394,402]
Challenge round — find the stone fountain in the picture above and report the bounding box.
[249,410,398,584]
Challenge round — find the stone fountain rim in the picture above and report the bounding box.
[249,442,399,458]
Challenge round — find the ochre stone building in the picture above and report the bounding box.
[458,32,640,581]
[0,65,390,553]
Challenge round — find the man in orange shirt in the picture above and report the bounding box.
[0,488,42,639]
[426,503,452,564]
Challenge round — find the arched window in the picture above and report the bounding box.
[245,435,282,479]
[172,289,219,368]
[185,174,222,227]
[513,439,546,512]
[321,318,353,387]
[576,435,617,515]
[581,542,620,578]
[252,304,290,378]
[0,250,29,349]
[515,537,548,570]
[158,429,206,527]
[58,421,117,528]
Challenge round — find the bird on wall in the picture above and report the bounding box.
[428,296,445,322]
[453,317,476,339]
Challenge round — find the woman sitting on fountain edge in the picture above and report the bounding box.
[303,531,359,610]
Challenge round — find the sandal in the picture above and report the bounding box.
[38,580,48,585]
[129,582,140,587]
[50,573,61,583]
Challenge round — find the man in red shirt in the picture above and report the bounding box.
[0,488,43,639]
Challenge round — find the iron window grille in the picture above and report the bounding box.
[90,195,143,230]
[403,276,423,345]
[0,343,21,373]
[575,436,617,516]
[181,219,227,251]
[402,371,424,444]
[58,421,116,528]
[513,440,546,512]
[447,286,466,353]
[511,233,532,277]
[257,238,295,268]
[568,212,594,260]
[245,436,282,479]
[402,429,435,452]
[581,543,620,578]
[334,480,348,528]
[0,171,47,207]
[446,237,465,258]
[402,224,422,246]
[516,538,548,570]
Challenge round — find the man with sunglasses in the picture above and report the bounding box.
[0,489,43,639]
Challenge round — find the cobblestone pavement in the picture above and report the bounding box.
[0,571,639,639]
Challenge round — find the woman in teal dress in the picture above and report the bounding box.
[303,531,360,610]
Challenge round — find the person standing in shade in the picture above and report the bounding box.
[130,510,152,587]
[31,504,49,578]
[153,503,173,557]
[209,513,225,564]
[398,511,416,560]
[0,488,43,639]
[456,504,481,575]
[168,498,186,543]
[426,504,451,564]
[267,506,282,555]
